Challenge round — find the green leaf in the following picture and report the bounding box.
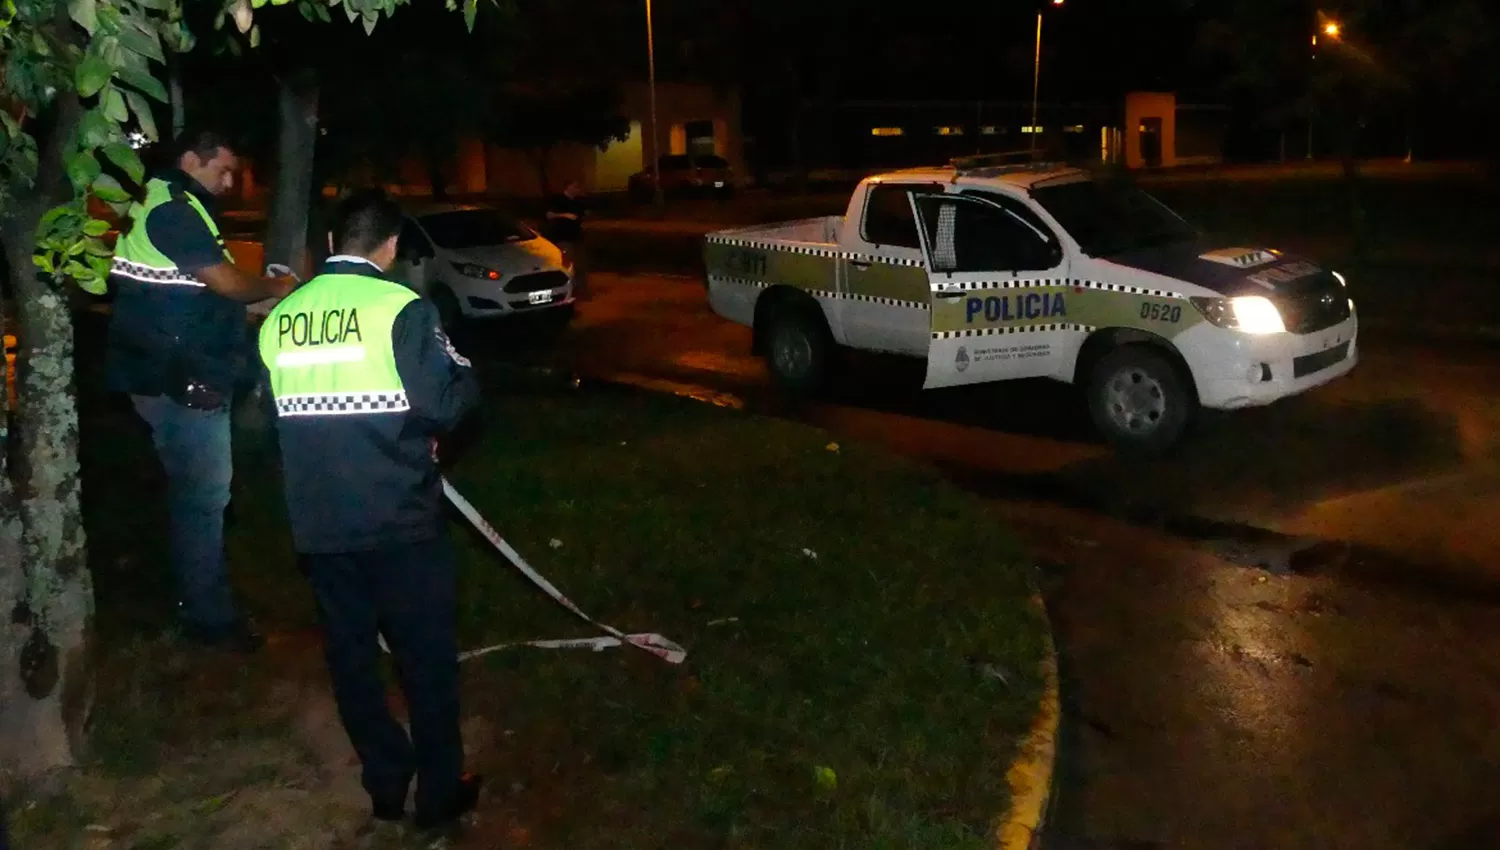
[66,150,102,191]
[92,181,132,204]
[102,86,129,122]
[117,66,169,103]
[252,0,268,7]
[249,22,260,47]
[82,218,111,237]
[69,0,99,34]
[314,4,330,22]
[125,90,158,140]
[74,53,114,98]
[132,0,172,11]
[463,0,477,31]
[117,19,165,64]
[102,142,144,183]
[34,254,56,275]
[362,13,377,35]
[78,108,115,148]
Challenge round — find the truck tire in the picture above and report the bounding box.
[763,302,832,393]
[1085,345,1196,456]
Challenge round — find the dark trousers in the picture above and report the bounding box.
[303,536,463,815]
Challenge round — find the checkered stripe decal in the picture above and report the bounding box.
[705,236,925,268]
[707,275,929,310]
[110,257,204,287]
[274,391,411,417]
[932,323,1095,340]
[707,236,839,258]
[932,278,1184,299]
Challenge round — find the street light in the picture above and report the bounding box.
[1307,17,1342,159]
[645,0,663,212]
[1029,0,1063,160]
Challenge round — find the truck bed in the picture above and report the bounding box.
[707,216,843,248]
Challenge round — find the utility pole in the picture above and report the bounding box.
[646,0,664,213]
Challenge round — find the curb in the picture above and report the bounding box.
[995,593,1061,850]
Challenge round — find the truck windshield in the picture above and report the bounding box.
[1030,179,1198,257]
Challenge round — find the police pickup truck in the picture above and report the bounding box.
[702,158,1358,454]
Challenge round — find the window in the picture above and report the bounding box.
[1030,178,1197,256]
[870,127,904,137]
[934,126,964,136]
[417,210,536,250]
[861,183,940,249]
[917,197,1060,273]
[398,218,435,259]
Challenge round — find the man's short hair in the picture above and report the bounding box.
[172,126,234,164]
[330,189,404,257]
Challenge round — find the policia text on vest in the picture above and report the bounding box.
[275,305,363,348]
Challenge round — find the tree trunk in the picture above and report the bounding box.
[265,72,320,281]
[528,146,553,198]
[424,143,449,201]
[0,91,95,784]
[168,60,186,141]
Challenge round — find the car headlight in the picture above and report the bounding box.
[452,261,500,281]
[1189,295,1287,334]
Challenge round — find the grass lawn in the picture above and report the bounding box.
[12,374,1047,850]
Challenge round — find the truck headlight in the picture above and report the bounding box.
[1190,295,1287,335]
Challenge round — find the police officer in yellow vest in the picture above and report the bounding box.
[107,127,296,653]
[258,189,481,831]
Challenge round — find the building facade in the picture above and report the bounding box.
[773,91,1225,175]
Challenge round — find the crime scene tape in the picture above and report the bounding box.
[379,478,687,666]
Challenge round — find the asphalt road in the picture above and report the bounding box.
[461,268,1500,849]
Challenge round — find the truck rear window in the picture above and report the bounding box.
[862,183,939,249]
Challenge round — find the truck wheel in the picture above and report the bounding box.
[763,303,831,393]
[1085,345,1196,456]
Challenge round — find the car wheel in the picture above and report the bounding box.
[763,302,832,393]
[1085,345,1196,456]
[431,286,463,331]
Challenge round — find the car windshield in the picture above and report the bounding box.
[418,210,536,249]
[1030,178,1198,257]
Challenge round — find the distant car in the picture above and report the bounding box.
[392,204,575,328]
[629,154,735,201]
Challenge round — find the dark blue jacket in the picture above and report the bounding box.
[105,169,248,402]
[264,259,480,554]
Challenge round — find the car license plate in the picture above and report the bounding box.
[528,291,553,305]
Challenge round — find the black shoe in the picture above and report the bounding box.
[413,773,482,832]
[371,799,405,823]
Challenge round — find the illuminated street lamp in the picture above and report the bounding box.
[1029,0,1064,159]
[1307,16,1342,159]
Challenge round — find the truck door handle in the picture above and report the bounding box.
[848,259,872,270]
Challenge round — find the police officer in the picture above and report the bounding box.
[257,189,482,830]
[107,126,295,652]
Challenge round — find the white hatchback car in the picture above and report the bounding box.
[392,204,576,327]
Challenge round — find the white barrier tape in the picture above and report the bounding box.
[458,633,686,663]
[378,478,687,665]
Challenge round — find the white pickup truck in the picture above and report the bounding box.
[702,160,1359,453]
